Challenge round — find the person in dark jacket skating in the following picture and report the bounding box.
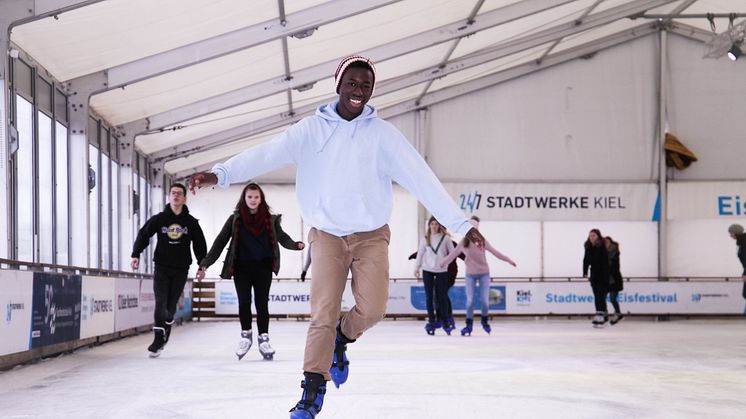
[604,236,624,325]
[727,224,746,302]
[583,228,609,327]
[197,182,304,360]
[131,183,207,357]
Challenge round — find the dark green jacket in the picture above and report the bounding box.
[200,211,300,278]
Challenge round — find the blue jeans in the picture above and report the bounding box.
[464,273,491,319]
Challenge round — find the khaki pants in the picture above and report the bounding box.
[304,225,390,380]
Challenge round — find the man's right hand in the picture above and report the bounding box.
[187,172,218,194]
[131,257,139,271]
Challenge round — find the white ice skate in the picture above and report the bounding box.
[236,330,253,360]
[591,313,608,328]
[257,333,275,360]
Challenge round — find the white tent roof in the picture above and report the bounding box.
[9,0,744,176]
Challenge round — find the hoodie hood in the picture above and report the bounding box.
[313,101,378,152]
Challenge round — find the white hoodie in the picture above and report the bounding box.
[212,102,470,237]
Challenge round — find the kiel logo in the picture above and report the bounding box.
[459,191,482,213]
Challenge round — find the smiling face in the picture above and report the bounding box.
[244,188,262,213]
[336,66,374,121]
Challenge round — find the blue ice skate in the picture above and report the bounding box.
[329,325,353,388]
[448,316,455,330]
[290,373,326,418]
[481,317,491,334]
[461,318,473,336]
[442,321,455,335]
[424,321,436,335]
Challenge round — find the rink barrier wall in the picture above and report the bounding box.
[0,266,192,370]
[193,277,746,319]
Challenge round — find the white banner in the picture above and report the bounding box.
[444,183,659,221]
[114,278,154,331]
[216,279,745,316]
[668,181,746,220]
[506,281,745,314]
[80,277,115,339]
[0,271,33,356]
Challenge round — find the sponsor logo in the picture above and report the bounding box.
[458,191,628,213]
[691,293,729,302]
[718,195,746,216]
[6,302,24,323]
[117,294,139,309]
[516,290,532,306]
[489,288,504,306]
[162,224,188,240]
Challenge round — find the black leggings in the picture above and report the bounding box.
[423,270,450,324]
[590,281,609,313]
[153,265,189,328]
[609,290,621,314]
[234,259,273,334]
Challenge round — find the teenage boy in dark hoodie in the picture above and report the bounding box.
[131,183,207,357]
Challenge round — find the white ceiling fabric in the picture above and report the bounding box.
[8,0,744,174]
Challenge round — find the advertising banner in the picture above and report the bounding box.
[444,183,658,221]
[80,276,115,339]
[0,271,34,356]
[215,279,745,316]
[138,279,155,326]
[31,272,82,348]
[115,278,143,331]
[505,281,745,314]
[668,181,746,220]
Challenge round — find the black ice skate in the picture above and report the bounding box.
[289,372,326,419]
[148,327,166,358]
[164,320,174,346]
[610,313,625,325]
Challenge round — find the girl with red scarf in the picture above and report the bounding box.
[197,183,304,360]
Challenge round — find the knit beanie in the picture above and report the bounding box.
[728,224,744,236]
[334,55,376,95]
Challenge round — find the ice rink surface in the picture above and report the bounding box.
[1,318,745,419]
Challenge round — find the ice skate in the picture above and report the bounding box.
[289,372,326,419]
[442,320,455,335]
[461,318,473,336]
[448,316,455,330]
[592,312,607,328]
[164,320,174,346]
[147,327,166,358]
[236,330,253,360]
[481,317,491,334]
[329,325,353,388]
[257,333,275,360]
[424,321,436,335]
[610,313,625,325]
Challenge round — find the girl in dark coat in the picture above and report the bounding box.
[604,236,625,325]
[583,228,609,327]
[197,183,304,360]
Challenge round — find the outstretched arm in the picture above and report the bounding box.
[485,240,516,267]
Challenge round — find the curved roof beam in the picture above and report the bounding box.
[66,0,402,93]
[6,0,105,28]
[170,22,666,180]
[151,0,678,163]
[127,0,578,134]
